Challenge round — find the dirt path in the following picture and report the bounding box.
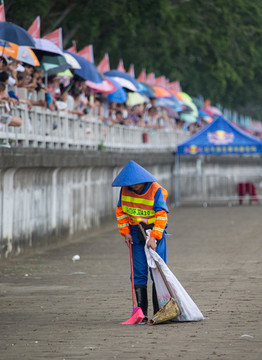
[0,205,261,360]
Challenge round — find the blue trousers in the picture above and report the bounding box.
[130,225,167,286]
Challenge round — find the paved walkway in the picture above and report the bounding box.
[0,204,261,359]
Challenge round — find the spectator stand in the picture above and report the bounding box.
[0,85,189,151]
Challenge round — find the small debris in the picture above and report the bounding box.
[241,334,253,338]
[72,255,80,262]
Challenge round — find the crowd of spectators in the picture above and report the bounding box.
[2,54,262,147]
[0,56,203,137]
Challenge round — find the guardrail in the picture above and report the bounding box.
[0,103,189,152]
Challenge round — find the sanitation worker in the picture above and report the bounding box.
[112,160,169,322]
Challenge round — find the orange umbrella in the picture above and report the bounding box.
[169,89,184,101]
[152,85,172,98]
[0,40,39,66]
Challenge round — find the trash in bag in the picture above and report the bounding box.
[145,230,204,322]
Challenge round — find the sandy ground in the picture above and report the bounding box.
[0,204,261,360]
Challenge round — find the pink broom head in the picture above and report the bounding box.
[120,307,145,325]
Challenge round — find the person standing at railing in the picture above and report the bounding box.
[97,92,111,125]
[0,57,18,88]
[112,110,125,125]
[69,87,87,117]
[143,106,160,129]
[127,104,141,126]
[0,82,23,146]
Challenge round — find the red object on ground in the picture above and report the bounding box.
[237,182,259,204]
[120,243,145,325]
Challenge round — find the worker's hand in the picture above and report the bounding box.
[124,233,133,247]
[147,236,157,251]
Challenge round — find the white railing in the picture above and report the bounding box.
[0,103,189,152]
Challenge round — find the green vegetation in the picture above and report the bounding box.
[5,0,262,119]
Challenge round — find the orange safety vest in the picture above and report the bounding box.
[121,182,168,225]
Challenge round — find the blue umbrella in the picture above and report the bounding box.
[104,70,140,91]
[106,76,127,103]
[198,109,210,117]
[0,21,35,46]
[155,97,185,112]
[137,82,156,98]
[64,51,102,83]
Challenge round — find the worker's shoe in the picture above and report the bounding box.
[135,285,148,322]
[152,283,159,315]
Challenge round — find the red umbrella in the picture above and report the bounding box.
[86,77,117,93]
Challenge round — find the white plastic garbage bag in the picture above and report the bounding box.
[145,230,204,321]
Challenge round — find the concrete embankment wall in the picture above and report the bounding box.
[0,148,175,258]
[1,148,261,259]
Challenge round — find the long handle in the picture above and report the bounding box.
[138,223,175,298]
[129,243,136,309]
[154,260,175,298]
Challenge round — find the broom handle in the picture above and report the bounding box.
[129,243,136,309]
[154,260,175,298]
[138,223,175,298]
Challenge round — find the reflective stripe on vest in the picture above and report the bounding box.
[122,195,154,206]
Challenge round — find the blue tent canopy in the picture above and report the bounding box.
[177,116,262,155]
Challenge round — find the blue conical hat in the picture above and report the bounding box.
[112,160,157,187]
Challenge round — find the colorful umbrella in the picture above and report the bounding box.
[0,21,35,46]
[106,76,127,103]
[180,113,197,123]
[34,38,64,56]
[55,69,73,87]
[202,105,223,116]
[152,86,173,98]
[57,69,73,77]
[126,92,146,106]
[178,91,193,103]
[176,91,199,118]
[32,38,70,75]
[37,54,69,75]
[86,77,117,93]
[63,52,81,69]
[65,51,102,83]
[155,97,184,112]
[137,82,156,98]
[159,105,179,119]
[0,40,39,66]
[104,70,140,91]
[169,89,184,102]
[198,109,210,117]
